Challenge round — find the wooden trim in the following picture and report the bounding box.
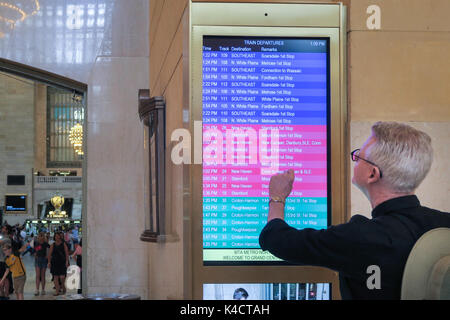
[0,58,87,93]
[138,90,166,124]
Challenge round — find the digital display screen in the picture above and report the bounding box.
[5,195,27,212]
[203,283,331,300]
[7,175,25,185]
[202,36,330,265]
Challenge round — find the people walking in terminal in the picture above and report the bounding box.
[260,121,450,299]
[34,232,50,296]
[47,232,69,296]
[22,233,35,257]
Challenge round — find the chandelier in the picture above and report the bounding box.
[69,123,84,156]
[0,1,40,37]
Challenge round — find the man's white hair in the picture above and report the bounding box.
[366,122,433,193]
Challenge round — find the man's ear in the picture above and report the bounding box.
[368,167,381,183]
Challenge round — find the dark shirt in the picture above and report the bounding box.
[259,195,450,300]
[51,242,67,264]
[34,242,49,258]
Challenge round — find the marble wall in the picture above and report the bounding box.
[85,57,149,298]
[84,0,150,299]
[0,73,35,226]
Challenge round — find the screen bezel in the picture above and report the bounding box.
[5,194,27,213]
[192,26,343,263]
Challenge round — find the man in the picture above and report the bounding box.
[259,121,450,299]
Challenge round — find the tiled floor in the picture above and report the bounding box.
[4,253,78,300]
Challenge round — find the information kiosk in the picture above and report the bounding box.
[188,1,347,300]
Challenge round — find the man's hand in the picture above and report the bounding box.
[267,170,295,222]
[269,169,295,200]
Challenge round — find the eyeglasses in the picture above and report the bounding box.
[351,149,383,178]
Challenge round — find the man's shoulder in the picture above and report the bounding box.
[340,214,389,241]
[326,214,373,232]
[326,214,375,240]
[348,214,371,223]
[419,205,450,216]
[346,214,373,227]
[419,205,450,228]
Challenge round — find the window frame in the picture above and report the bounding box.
[46,86,85,168]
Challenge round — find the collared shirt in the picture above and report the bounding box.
[259,195,450,300]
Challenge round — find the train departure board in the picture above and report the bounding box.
[202,36,330,265]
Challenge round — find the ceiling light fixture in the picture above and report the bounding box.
[0,0,40,37]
